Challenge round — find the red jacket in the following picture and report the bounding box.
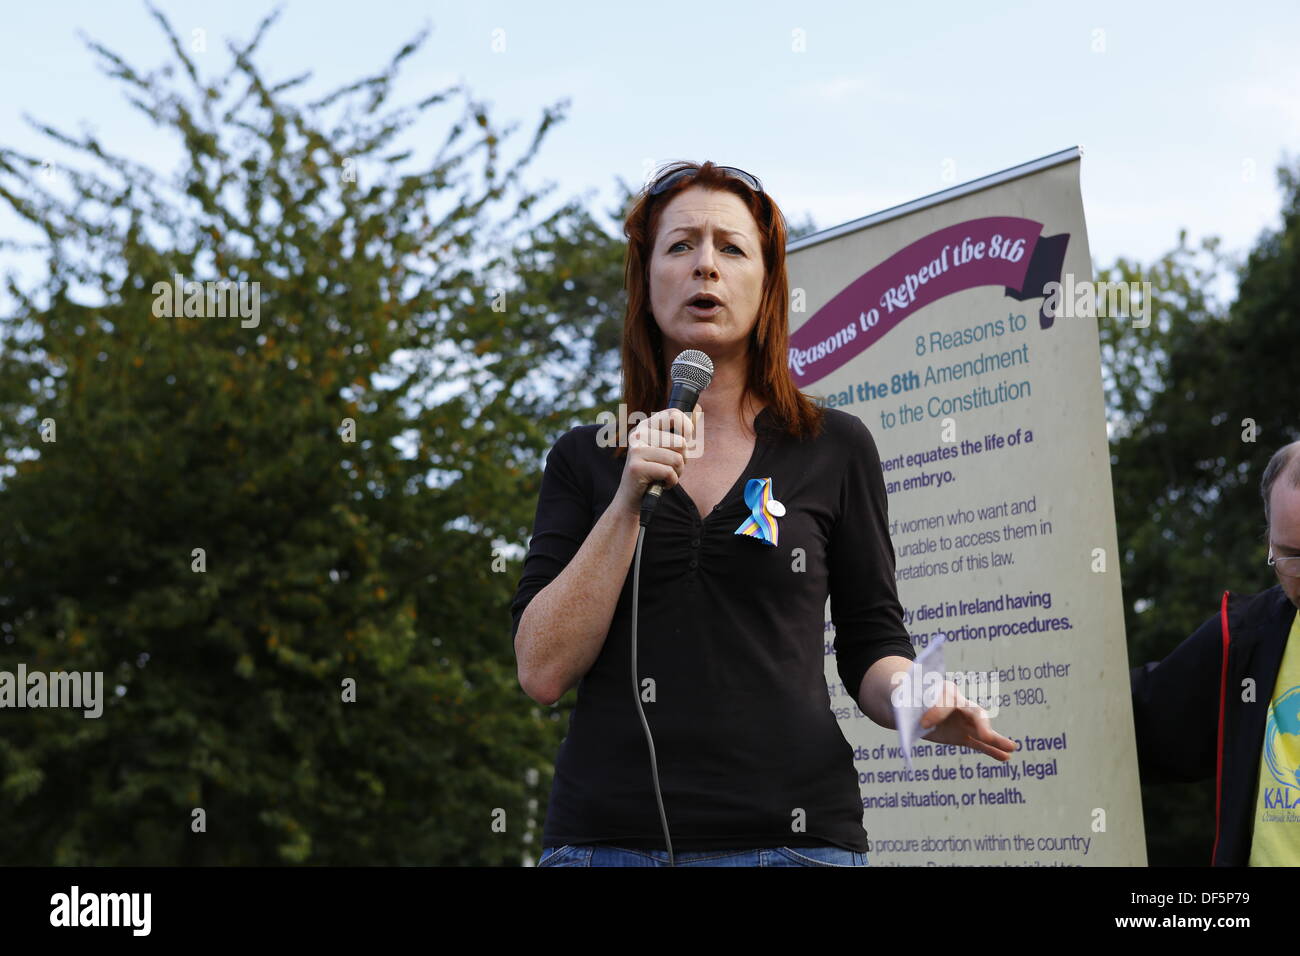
[1130,584,1297,865]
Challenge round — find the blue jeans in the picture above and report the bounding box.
[536,844,868,867]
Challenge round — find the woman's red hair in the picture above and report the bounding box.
[613,160,824,457]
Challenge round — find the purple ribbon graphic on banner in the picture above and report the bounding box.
[787,216,1069,387]
[734,477,785,547]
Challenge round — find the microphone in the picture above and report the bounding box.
[639,349,714,528]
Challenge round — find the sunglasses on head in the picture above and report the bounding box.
[646,163,765,198]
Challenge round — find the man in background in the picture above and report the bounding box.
[1131,440,1300,865]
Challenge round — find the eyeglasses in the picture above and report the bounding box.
[1268,549,1300,577]
[646,163,765,199]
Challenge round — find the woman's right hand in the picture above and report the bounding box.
[614,408,696,517]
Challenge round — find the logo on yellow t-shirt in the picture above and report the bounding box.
[1249,612,1300,864]
[1261,685,1300,808]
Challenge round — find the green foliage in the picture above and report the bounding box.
[0,5,618,864]
[787,211,820,241]
[1102,156,1300,863]
[4,5,1294,871]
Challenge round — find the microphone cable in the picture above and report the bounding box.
[627,348,713,869]
[630,523,676,866]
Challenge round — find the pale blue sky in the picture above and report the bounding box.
[2,0,1297,306]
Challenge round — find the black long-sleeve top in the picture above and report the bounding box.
[510,405,915,851]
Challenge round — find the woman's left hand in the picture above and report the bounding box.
[919,680,1017,761]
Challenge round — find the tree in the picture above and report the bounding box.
[0,4,615,864]
[1101,155,1300,864]
[787,211,820,241]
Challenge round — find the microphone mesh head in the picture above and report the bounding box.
[670,350,714,391]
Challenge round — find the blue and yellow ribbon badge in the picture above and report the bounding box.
[734,477,786,547]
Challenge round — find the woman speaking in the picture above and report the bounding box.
[511,161,1015,867]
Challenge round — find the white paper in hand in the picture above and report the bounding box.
[892,633,947,774]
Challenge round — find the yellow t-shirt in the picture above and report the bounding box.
[1249,612,1300,865]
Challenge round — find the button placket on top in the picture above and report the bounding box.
[671,410,770,546]
[668,408,772,591]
